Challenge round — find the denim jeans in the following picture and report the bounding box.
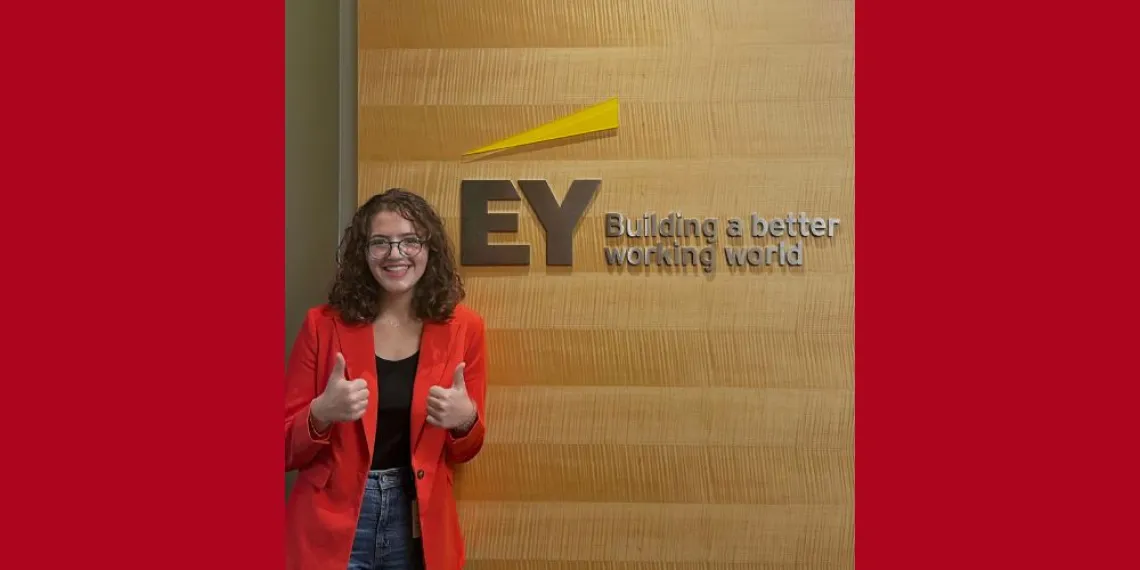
[347,467,425,570]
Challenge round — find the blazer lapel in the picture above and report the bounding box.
[333,319,378,460]
[411,319,456,458]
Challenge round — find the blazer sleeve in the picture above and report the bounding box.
[285,311,332,471]
[445,312,488,464]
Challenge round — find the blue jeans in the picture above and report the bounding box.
[347,467,425,570]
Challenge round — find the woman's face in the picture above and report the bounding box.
[367,210,429,297]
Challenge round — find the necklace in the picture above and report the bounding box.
[377,316,418,329]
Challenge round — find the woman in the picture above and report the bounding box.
[285,189,487,570]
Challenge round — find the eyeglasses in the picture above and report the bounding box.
[367,237,425,259]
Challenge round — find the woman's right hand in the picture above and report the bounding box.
[310,353,369,430]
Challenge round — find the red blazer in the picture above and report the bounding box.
[285,303,487,570]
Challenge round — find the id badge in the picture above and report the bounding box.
[411,499,421,538]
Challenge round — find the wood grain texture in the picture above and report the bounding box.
[359,102,853,161]
[483,387,853,446]
[457,502,852,563]
[464,274,852,331]
[360,159,854,214]
[455,444,852,504]
[466,563,852,570]
[483,332,853,389]
[360,0,853,48]
[358,0,853,566]
[359,46,853,105]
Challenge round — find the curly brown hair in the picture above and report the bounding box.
[328,189,465,324]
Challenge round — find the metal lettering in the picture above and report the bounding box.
[459,180,529,266]
[518,179,600,266]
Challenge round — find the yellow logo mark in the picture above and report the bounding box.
[463,98,619,157]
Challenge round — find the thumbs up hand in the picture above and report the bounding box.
[311,353,370,427]
[426,362,477,431]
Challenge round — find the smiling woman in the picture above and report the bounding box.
[329,190,465,324]
[285,188,489,570]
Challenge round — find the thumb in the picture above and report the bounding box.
[330,352,347,382]
[451,362,466,392]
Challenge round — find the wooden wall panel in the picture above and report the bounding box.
[359,47,854,105]
[481,331,854,389]
[359,0,853,48]
[358,0,854,567]
[359,102,852,161]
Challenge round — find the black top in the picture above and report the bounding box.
[371,352,419,470]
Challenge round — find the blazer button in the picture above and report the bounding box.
[416,469,425,480]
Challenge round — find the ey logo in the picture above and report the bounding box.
[458,99,618,267]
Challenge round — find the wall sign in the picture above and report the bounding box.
[456,99,841,272]
[457,179,841,272]
[459,179,599,267]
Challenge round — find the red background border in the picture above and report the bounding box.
[856,2,1140,568]
[3,1,285,567]
[3,1,1137,568]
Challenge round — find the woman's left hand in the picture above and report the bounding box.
[427,362,477,431]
